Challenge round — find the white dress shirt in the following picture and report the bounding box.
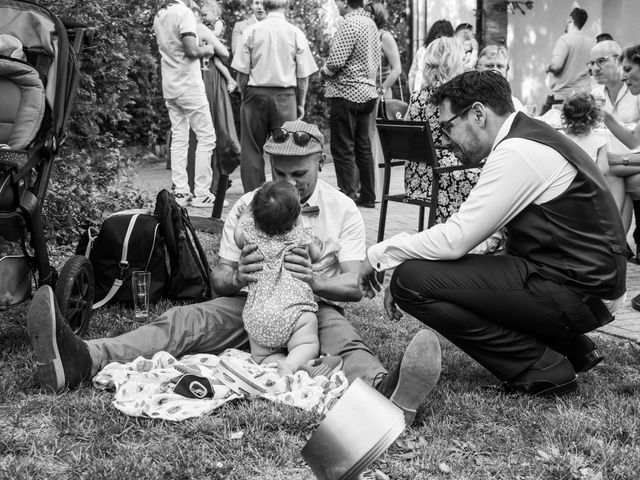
[367,113,577,269]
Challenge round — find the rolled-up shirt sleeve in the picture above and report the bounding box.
[367,143,560,271]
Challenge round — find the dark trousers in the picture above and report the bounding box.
[329,97,377,202]
[240,86,297,192]
[633,201,640,254]
[390,254,609,381]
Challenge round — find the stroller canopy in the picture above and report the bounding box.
[0,0,80,150]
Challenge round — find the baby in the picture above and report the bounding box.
[234,181,321,376]
[562,92,608,173]
[197,0,238,93]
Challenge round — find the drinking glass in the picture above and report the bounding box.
[132,271,151,320]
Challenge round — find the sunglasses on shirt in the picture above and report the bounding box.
[270,128,322,147]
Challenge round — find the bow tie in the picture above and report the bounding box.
[301,204,320,216]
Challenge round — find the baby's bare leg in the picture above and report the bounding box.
[249,338,286,365]
[278,312,319,376]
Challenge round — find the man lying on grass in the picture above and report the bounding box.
[26,120,441,426]
[359,70,627,396]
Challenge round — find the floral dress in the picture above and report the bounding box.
[404,82,482,224]
[240,215,318,349]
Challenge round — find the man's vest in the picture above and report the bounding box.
[500,113,627,299]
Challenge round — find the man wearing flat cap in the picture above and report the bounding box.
[27,120,441,426]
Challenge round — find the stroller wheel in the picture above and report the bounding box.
[55,255,94,337]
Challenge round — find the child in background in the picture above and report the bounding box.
[562,92,609,174]
[198,0,238,93]
[234,181,321,376]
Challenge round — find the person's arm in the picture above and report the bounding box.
[231,22,243,56]
[296,76,309,119]
[196,23,229,61]
[604,112,640,150]
[407,49,420,93]
[211,246,263,296]
[380,31,401,95]
[284,249,363,301]
[237,72,249,97]
[546,38,568,75]
[182,34,214,59]
[321,23,355,77]
[596,143,609,175]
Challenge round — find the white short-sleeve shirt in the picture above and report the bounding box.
[218,179,366,279]
[153,1,205,99]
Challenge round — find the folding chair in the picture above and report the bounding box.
[376,119,477,243]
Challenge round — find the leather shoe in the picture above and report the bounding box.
[355,197,376,208]
[502,352,577,396]
[632,294,640,312]
[568,348,604,374]
[27,285,93,392]
[375,330,441,425]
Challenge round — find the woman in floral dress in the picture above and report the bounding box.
[404,36,482,224]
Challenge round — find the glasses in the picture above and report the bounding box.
[586,55,618,69]
[440,104,474,136]
[270,128,322,147]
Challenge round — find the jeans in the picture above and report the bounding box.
[240,86,297,192]
[87,297,385,385]
[390,254,605,381]
[166,88,216,198]
[330,97,377,202]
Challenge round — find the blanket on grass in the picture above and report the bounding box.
[93,349,349,421]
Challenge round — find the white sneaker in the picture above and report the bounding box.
[191,194,229,208]
[174,192,192,206]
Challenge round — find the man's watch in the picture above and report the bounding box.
[622,154,631,166]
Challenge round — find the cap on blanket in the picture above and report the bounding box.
[263,120,324,157]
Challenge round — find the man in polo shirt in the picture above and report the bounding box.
[153,0,218,208]
[360,71,627,398]
[322,0,380,208]
[231,0,318,193]
[27,120,442,427]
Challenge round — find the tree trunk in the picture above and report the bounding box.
[477,0,508,48]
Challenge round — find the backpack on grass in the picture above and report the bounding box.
[154,189,212,302]
[76,210,167,308]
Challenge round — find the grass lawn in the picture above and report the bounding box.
[2,240,640,479]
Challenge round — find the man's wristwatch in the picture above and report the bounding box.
[622,154,631,166]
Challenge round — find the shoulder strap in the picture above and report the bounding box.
[92,214,140,309]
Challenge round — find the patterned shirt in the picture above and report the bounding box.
[322,9,380,103]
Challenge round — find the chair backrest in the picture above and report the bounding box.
[376,119,439,166]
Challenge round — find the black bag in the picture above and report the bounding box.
[76,210,167,308]
[377,97,409,120]
[154,189,212,302]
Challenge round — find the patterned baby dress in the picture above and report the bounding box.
[240,214,318,349]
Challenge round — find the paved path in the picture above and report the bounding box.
[134,158,640,344]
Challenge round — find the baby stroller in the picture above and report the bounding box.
[0,0,94,335]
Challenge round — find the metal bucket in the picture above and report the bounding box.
[301,378,405,480]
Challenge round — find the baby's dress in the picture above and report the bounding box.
[241,215,318,349]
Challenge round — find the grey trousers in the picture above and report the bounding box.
[87,296,386,385]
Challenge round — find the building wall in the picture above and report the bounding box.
[420,0,640,112]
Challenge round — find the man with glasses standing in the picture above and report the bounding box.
[27,119,441,427]
[232,0,318,192]
[359,71,627,398]
[542,7,594,114]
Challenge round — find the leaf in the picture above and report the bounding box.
[229,431,244,440]
[438,462,451,474]
[536,449,552,461]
